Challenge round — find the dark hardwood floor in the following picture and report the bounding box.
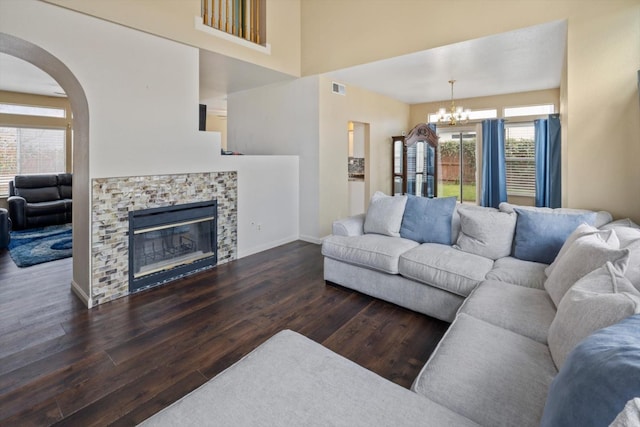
[0,241,449,426]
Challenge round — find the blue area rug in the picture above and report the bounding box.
[9,223,72,267]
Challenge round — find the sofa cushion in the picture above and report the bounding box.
[544,231,627,307]
[399,195,456,245]
[458,280,556,343]
[545,223,614,277]
[485,256,547,289]
[13,173,58,189]
[363,192,407,237]
[453,204,516,260]
[611,398,640,427]
[14,186,61,204]
[512,208,597,264]
[321,234,419,275]
[399,244,493,297]
[599,223,640,290]
[500,202,612,228]
[547,261,640,369]
[621,238,640,291]
[57,173,72,199]
[24,200,68,216]
[600,217,640,235]
[413,314,557,427]
[542,314,640,427]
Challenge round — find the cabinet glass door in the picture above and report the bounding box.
[393,140,403,174]
[393,176,403,195]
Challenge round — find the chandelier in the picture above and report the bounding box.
[434,80,470,126]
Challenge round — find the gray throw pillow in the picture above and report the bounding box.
[545,224,613,277]
[547,261,640,369]
[363,191,407,237]
[544,231,626,307]
[453,205,516,260]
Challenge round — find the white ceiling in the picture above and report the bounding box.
[327,20,567,104]
[0,19,566,111]
[0,53,66,97]
[199,50,295,114]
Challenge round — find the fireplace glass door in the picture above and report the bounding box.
[128,200,217,293]
[132,218,214,279]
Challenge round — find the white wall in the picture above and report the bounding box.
[224,156,299,258]
[1,0,300,303]
[227,76,320,241]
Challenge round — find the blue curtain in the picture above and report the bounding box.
[535,114,561,207]
[481,119,507,208]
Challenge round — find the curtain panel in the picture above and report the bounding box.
[534,114,562,208]
[481,119,507,208]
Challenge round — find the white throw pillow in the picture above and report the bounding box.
[599,223,640,290]
[545,224,615,277]
[363,191,407,237]
[453,205,516,260]
[544,231,627,307]
[547,261,640,369]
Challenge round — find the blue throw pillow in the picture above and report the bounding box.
[541,314,640,427]
[512,209,596,264]
[400,196,457,244]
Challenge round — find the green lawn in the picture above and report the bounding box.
[440,183,476,202]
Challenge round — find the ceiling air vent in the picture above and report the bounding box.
[332,82,346,96]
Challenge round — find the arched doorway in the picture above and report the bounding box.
[0,33,92,307]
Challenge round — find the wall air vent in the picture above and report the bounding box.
[332,82,346,96]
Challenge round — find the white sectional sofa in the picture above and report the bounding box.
[319,193,640,426]
[322,195,613,322]
[141,194,640,427]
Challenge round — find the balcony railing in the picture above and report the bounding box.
[201,0,266,46]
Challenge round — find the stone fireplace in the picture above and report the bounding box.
[91,172,237,306]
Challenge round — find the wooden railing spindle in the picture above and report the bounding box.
[201,0,264,46]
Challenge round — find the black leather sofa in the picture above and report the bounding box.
[8,173,72,230]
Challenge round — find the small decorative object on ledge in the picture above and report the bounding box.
[392,123,438,198]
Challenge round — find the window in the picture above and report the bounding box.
[504,104,554,118]
[0,127,66,195]
[428,109,497,124]
[0,103,66,118]
[504,123,535,197]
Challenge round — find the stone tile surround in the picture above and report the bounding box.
[91,172,237,306]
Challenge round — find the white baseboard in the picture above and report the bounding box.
[71,280,92,308]
[237,235,299,259]
[299,234,329,245]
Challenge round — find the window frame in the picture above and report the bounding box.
[0,90,72,197]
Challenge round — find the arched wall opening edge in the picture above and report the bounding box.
[0,32,92,307]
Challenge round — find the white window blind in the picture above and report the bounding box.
[0,127,65,195]
[504,124,535,197]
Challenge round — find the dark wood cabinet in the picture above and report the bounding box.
[392,123,438,197]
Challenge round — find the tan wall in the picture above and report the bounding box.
[565,3,640,221]
[318,75,409,237]
[206,113,227,150]
[304,1,640,223]
[43,0,302,77]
